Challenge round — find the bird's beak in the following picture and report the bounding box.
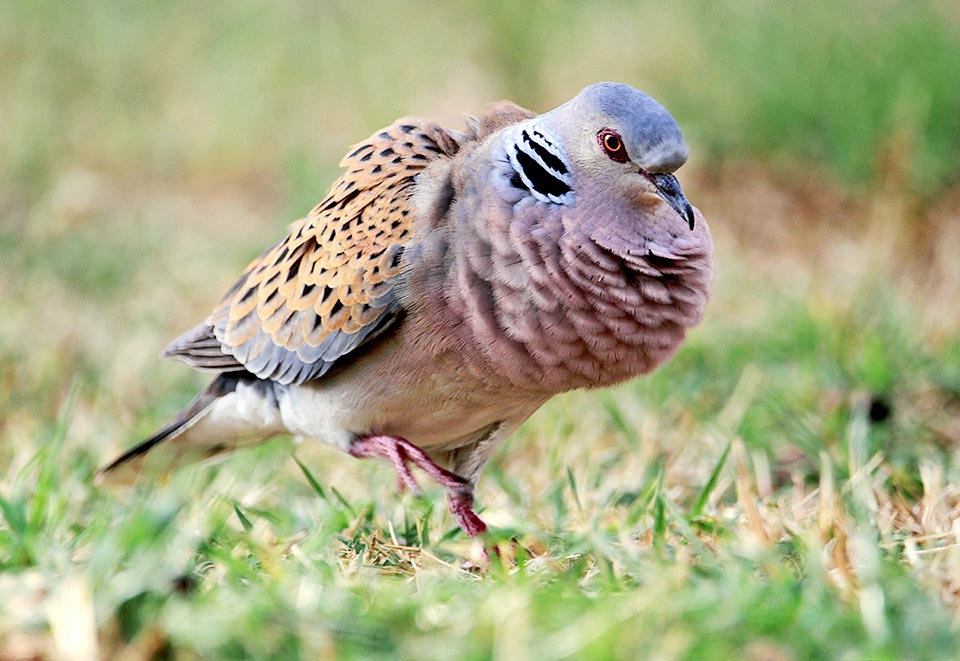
[650,173,695,230]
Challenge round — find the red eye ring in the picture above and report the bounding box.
[598,128,629,163]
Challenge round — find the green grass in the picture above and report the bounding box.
[3,1,960,659]
[2,290,960,658]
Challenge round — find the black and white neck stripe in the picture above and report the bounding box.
[507,125,574,205]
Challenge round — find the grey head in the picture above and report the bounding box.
[512,82,696,229]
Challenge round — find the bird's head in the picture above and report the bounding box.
[536,82,696,231]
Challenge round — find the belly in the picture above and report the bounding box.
[274,341,546,452]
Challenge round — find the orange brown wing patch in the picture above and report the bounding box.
[165,119,459,385]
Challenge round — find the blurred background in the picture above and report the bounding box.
[3,0,959,414]
[2,1,960,658]
[3,0,960,414]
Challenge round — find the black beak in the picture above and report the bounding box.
[650,173,695,230]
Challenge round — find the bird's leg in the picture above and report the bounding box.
[447,488,488,537]
[348,434,488,537]
[348,434,422,494]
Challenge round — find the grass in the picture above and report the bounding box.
[2,1,960,659]
[3,279,960,658]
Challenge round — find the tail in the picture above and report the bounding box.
[96,372,285,487]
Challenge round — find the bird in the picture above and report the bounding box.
[98,82,713,539]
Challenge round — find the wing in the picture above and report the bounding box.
[164,118,461,385]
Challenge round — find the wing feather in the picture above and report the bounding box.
[165,118,460,384]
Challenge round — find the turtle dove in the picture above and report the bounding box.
[99,82,713,538]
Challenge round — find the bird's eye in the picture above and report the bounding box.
[603,133,621,152]
[598,129,629,163]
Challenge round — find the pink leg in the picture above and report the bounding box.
[349,435,422,494]
[448,489,488,536]
[349,435,488,537]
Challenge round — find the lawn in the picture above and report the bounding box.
[2,1,960,658]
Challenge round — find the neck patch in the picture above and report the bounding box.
[507,125,574,205]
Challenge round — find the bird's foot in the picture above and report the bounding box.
[349,434,488,537]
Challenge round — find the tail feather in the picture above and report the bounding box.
[96,372,284,487]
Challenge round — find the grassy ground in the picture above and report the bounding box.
[2,2,960,659]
